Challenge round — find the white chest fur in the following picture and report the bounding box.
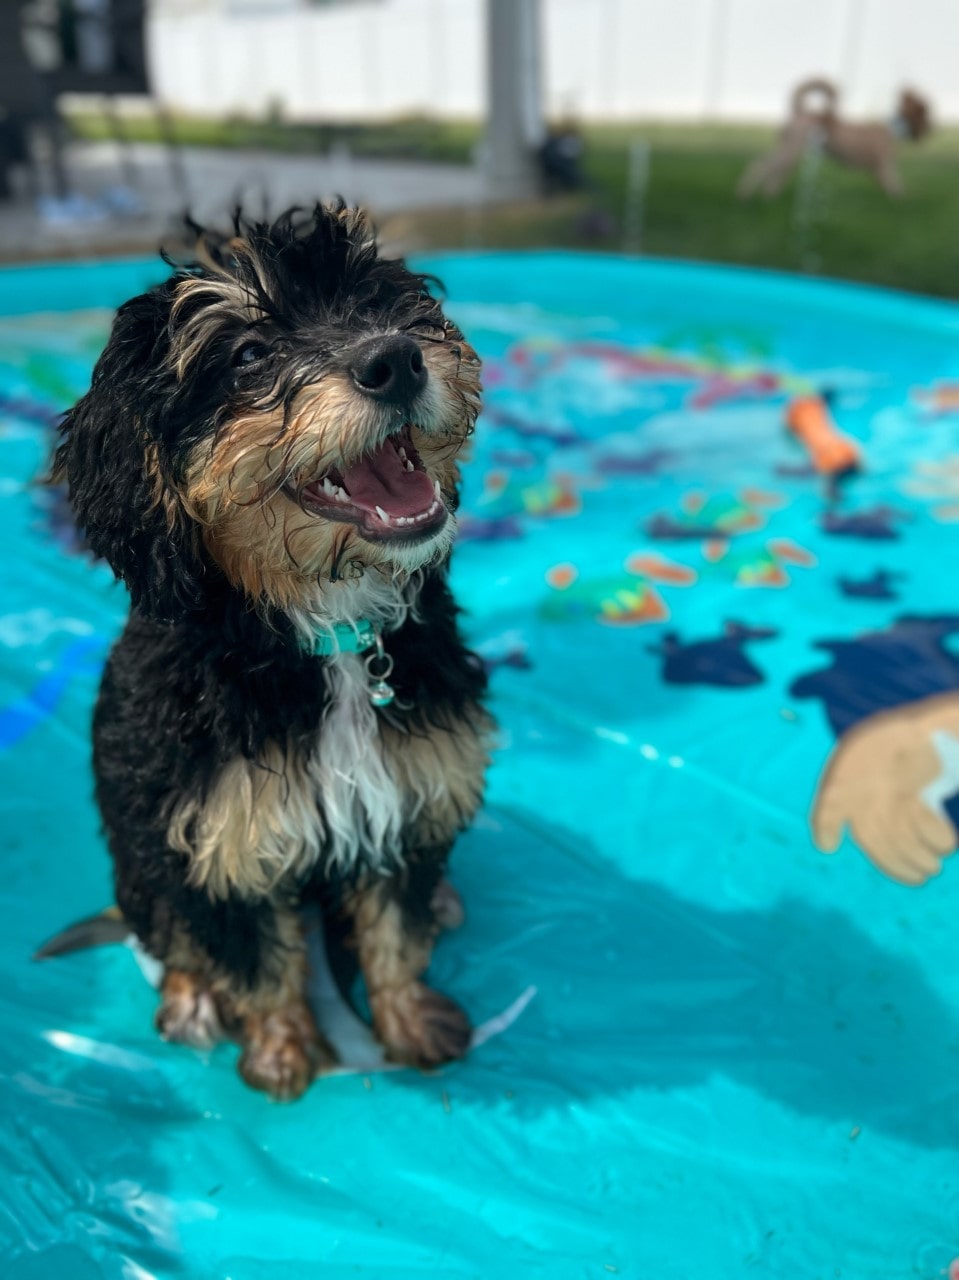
[172,647,409,898]
[312,652,405,873]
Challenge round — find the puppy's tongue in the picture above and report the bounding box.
[341,438,435,518]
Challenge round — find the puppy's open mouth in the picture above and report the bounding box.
[290,426,447,543]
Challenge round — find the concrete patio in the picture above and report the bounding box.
[0,138,487,261]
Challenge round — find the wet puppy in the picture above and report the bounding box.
[53,204,491,1099]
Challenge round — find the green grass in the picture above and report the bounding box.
[65,109,959,297]
[588,130,959,297]
[66,109,479,165]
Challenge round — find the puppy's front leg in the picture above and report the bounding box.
[153,891,336,1100]
[224,904,337,1100]
[347,855,471,1068]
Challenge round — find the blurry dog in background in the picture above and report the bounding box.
[738,78,932,198]
[47,203,492,1100]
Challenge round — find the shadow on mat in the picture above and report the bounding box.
[411,804,959,1152]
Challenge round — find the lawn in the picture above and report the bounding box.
[66,109,959,297]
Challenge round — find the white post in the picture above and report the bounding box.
[622,138,650,255]
[483,0,543,201]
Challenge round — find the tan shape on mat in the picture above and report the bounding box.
[810,692,959,885]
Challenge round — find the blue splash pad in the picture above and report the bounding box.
[4,252,959,1278]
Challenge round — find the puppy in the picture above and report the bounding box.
[53,204,492,1100]
[738,78,931,198]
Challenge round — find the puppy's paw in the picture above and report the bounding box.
[431,878,465,932]
[372,982,471,1069]
[238,1007,336,1102]
[156,969,223,1050]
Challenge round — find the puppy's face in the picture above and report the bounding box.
[59,205,481,618]
[167,207,481,607]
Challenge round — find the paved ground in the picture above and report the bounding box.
[0,139,486,261]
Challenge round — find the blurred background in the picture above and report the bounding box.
[1,0,958,295]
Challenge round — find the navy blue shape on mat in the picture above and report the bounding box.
[651,622,779,688]
[836,569,904,600]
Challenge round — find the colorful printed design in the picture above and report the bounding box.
[650,622,779,688]
[646,489,785,541]
[791,616,959,884]
[474,470,582,521]
[499,337,809,409]
[700,537,817,588]
[541,555,695,626]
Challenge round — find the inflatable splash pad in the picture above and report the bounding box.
[4,251,959,1277]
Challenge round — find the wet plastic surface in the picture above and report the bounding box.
[4,253,959,1278]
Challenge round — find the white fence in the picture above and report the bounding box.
[148,0,959,123]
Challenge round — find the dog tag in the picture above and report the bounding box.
[369,679,396,707]
[365,631,397,707]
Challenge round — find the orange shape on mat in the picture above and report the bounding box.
[785,395,862,476]
[702,539,728,563]
[734,511,766,532]
[624,553,698,585]
[599,586,669,625]
[740,487,788,509]
[545,562,578,589]
[766,538,818,567]
[737,562,789,588]
[680,490,707,515]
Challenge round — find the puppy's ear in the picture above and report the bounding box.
[55,286,209,620]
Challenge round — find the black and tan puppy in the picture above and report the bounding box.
[52,204,491,1100]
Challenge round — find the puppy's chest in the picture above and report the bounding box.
[176,650,489,900]
[303,653,407,873]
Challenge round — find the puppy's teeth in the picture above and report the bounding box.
[375,505,391,525]
[433,480,442,501]
[406,460,415,472]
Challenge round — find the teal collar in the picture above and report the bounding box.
[309,619,378,657]
[308,617,398,706]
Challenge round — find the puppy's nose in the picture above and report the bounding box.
[349,334,428,404]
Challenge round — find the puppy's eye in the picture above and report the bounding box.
[232,340,271,367]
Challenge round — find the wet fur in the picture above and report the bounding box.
[54,204,492,1099]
